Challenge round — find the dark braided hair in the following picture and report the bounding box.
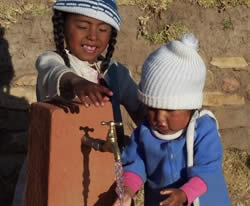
[100,28,117,73]
[52,10,70,67]
[52,10,118,72]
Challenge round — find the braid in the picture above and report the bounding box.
[52,10,70,67]
[100,28,118,73]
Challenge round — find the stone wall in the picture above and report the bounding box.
[203,57,250,150]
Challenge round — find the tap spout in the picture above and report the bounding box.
[101,121,122,161]
[81,121,123,161]
[101,133,121,161]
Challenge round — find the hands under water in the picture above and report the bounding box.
[113,186,133,206]
[113,192,132,206]
[112,188,187,206]
[159,188,187,206]
[60,72,113,107]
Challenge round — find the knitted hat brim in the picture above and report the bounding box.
[53,2,121,31]
[138,89,203,110]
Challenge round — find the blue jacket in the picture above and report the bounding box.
[122,115,231,206]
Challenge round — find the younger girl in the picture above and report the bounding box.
[113,34,231,206]
[12,0,144,205]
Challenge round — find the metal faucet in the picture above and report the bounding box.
[81,121,123,161]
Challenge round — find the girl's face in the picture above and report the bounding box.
[64,14,112,63]
[146,107,192,135]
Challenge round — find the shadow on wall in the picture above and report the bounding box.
[0,26,14,93]
[0,26,29,206]
[0,26,29,110]
[0,25,30,127]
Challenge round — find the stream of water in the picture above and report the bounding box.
[114,160,124,206]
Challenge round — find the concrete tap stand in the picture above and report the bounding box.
[25,101,117,206]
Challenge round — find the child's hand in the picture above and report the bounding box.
[72,77,113,107]
[112,192,132,206]
[160,188,187,206]
[60,73,113,107]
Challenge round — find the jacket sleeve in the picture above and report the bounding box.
[115,63,145,125]
[188,115,230,205]
[35,51,74,101]
[187,115,224,185]
[122,126,147,183]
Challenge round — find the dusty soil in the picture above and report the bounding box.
[0,0,250,205]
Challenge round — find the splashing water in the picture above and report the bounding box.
[115,160,124,206]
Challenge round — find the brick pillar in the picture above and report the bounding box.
[26,101,117,206]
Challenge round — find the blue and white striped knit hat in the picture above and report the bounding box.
[53,0,121,31]
[138,33,206,110]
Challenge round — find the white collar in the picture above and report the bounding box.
[150,127,184,141]
[66,49,102,71]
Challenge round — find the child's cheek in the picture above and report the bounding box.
[168,118,188,131]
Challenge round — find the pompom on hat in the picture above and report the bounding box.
[53,0,121,31]
[138,33,206,110]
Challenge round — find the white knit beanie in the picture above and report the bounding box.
[53,0,121,31]
[138,33,206,110]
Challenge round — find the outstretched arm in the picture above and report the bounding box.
[36,51,113,106]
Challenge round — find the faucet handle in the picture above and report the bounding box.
[101,121,123,127]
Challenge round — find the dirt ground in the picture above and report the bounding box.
[0,0,250,205]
